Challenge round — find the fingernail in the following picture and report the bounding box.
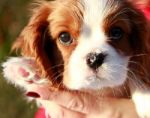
[26,92,40,98]
[26,80,34,84]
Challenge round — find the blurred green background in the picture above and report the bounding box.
[0,0,38,118]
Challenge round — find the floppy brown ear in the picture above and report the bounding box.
[12,2,55,81]
[127,3,150,85]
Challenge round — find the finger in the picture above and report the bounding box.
[25,83,52,99]
[45,90,99,114]
[25,83,117,115]
[26,86,91,114]
[39,100,86,118]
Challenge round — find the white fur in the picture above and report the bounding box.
[64,0,129,90]
[82,0,117,26]
[132,90,150,118]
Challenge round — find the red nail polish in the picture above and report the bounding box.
[26,80,34,84]
[26,92,40,98]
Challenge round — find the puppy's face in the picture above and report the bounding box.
[14,0,149,91]
[62,0,131,90]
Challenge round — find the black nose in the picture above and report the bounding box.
[86,52,106,70]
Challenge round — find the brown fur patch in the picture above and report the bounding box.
[12,0,83,88]
[103,1,150,86]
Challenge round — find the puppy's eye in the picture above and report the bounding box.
[109,27,124,40]
[59,32,73,46]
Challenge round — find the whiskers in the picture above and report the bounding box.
[42,53,150,102]
[106,58,149,98]
[129,53,150,84]
[130,53,149,58]
[44,63,64,87]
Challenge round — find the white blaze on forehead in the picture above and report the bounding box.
[80,0,118,43]
[82,0,115,24]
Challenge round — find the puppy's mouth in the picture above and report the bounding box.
[87,75,104,82]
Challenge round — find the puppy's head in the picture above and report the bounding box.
[13,0,150,91]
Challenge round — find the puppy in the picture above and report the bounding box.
[2,0,150,117]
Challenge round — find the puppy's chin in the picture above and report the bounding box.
[63,73,130,98]
[64,74,127,91]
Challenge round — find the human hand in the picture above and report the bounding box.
[36,91,140,118]
[25,82,139,118]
